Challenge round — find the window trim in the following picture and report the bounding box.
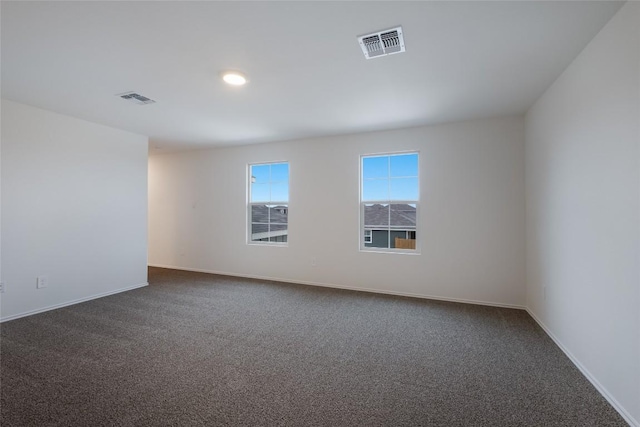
[247,161,290,246]
[359,151,419,254]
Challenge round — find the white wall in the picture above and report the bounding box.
[149,116,526,307]
[0,100,149,321]
[525,2,640,425]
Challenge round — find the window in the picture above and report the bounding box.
[361,152,418,251]
[249,162,289,244]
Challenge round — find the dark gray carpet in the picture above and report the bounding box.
[1,267,627,426]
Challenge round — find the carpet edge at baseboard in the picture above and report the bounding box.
[0,282,149,323]
[525,308,638,427]
[147,263,525,310]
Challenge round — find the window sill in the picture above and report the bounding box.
[359,248,420,255]
[247,242,289,247]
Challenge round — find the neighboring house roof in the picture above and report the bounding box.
[251,205,288,224]
[249,203,415,235]
[364,204,416,229]
[251,205,288,236]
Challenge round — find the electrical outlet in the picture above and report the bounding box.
[0,281,5,293]
[36,276,48,289]
[310,257,317,267]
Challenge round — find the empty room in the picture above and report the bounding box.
[1,1,638,426]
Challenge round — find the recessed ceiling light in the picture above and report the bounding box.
[222,71,247,86]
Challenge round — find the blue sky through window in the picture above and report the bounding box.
[251,162,289,203]
[362,153,418,201]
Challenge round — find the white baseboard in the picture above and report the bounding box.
[0,282,149,323]
[526,308,638,427]
[147,263,525,310]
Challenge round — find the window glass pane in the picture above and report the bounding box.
[249,162,289,245]
[269,223,288,232]
[360,153,418,252]
[270,182,289,202]
[390,177,419,201]
[251,164,270,184]
[251,204,269,223]
[269,224,288,242]
[268,204,288,224]
[390,153,418,177]
[364,203,389,227]
[251,183,270,203]
[363,156,388,179]
[362,179,388,201]
[389,204,416,227]
[270,163,289,183]
[250,223,269,242]
[389,204,416,250]
[368,230,389,249]
[390,230,416,249]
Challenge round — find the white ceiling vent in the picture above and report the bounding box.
[117,92,156,105]
[358,26,405,59]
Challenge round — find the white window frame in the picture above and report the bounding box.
[359,152,419,254]
[247,161,289,246]
[364,229,372,244]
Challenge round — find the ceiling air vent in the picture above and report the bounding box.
[117,91,156,105]
[358,26,405,59]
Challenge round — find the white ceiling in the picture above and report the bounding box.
[1,1,624,151]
